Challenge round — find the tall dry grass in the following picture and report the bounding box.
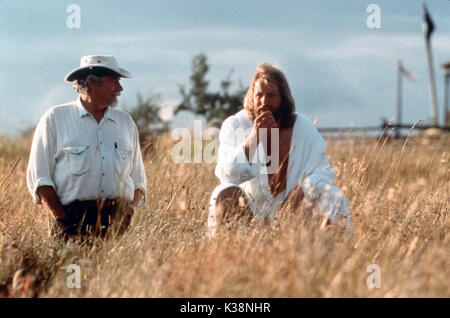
[0,133,448,297]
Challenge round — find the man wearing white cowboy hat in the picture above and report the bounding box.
[27,55,147,239]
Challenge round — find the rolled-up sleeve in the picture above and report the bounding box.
[26,112,57,204]
[215,116,258,184]
[130,120,147,206]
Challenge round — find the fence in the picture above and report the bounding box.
[317,122,450,138]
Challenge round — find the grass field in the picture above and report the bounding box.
[0,133,448,297]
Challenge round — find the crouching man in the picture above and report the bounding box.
[27,55,147,239]
[208,64,352,236]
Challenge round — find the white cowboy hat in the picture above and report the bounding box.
[64,55,132,82]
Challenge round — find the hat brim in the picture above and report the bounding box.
[64,65,132,82]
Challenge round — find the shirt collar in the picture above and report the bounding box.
[103,107,117,122]
[76,96,117,123]
[76,96,89,118]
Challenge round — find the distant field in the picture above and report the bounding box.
[0,133,448,297]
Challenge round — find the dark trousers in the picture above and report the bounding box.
[52,199,132,239]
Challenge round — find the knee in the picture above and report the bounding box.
[216,187,248,219]
[212,186,250,225]
[216,187,244,205]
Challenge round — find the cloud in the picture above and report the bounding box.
[4,4,450,136]
[36,84,71,115]
[311,33,450,60]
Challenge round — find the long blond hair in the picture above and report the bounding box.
[243,63,296,128]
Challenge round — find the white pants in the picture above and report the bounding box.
[208,183,352,237]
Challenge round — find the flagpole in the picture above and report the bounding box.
[425,39,439,125]
[396,61,403,138]
[396,60,416,137]
[423,4,439,126]
[445,73,449,126]
[443,61,450,126]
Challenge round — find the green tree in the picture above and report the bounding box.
[174,54,247,127]
[127,93,168,142]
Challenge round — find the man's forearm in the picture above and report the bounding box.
[126,189,144,216]
[244,126,276,163]
[36,186,67,220]
[244,129,272,162]
[244,132,258,164]
[131,189,143,206]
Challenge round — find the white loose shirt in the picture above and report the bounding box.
[27,97,147,206]
[214,109,350,221]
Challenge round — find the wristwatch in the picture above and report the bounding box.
[128,204,137,212]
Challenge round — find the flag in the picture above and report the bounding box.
[397,60,417,82]
[422,4,435,41]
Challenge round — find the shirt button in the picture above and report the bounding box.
[102,157,104,159]
[100,142,102,145]
[102,173,105,176]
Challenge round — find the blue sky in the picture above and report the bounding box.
[2,0,450,135]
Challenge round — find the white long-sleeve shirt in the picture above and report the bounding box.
[215,109,349,221]
[27,97,147,206]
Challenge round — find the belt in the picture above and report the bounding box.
[64,198,125,210]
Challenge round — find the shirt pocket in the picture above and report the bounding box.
[63,145,91,176]
[114,148,132,178]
